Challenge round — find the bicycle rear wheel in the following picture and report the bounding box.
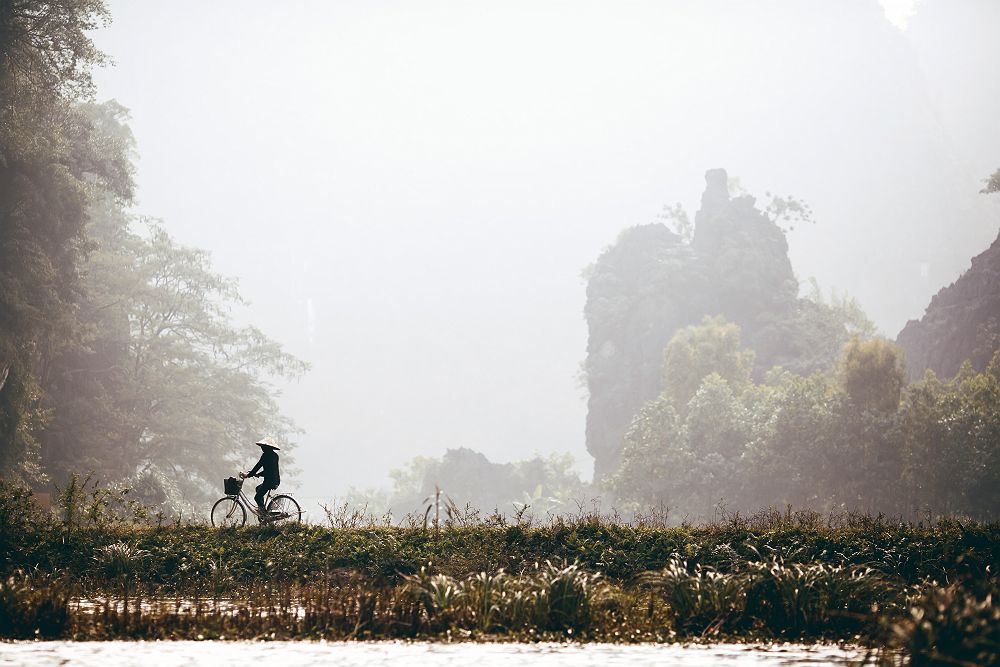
[266,494,302,525]
[211,496,246,527]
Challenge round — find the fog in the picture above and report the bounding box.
[89,0,1000,501]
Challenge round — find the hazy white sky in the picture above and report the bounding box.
[90,0,999,501]
[880,0,918,29]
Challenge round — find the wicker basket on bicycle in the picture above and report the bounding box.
[224,476,243,496]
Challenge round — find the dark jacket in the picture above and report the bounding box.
[248,448,280,487]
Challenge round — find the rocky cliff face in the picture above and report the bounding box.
[897,229,1000,380]
[585,169,852,479]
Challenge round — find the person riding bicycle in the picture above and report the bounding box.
[241,437,281,514]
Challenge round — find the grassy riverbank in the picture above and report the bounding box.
[1,487,998,664]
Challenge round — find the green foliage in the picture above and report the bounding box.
[1,103,308,507]
[404,561,603,634]
[662,316,754,413]
[613,319,757,512]
[0,481,51,545]
[900,358,1000,516]
[585,171,872,478]
[614,320,1000,519]
[532,560,604,632]
[612,396,683,507]
[0,2,111,111]
[94,541,150,581]
[0,359,48,485]
[639,554,892,637]
[638,555,748,633]
[839,337,907,412]
[41,206,308,504]
[56,472,147,531]
[0,473,996,652]
[0,499,996,653]
[0,4,303,507]
[0,0,133,482]
[753,288,878,378]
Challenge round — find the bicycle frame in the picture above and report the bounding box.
[231,482,274,517]
[212,476,301,527]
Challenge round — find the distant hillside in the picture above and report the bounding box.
[897,229,1000,380]
[584,170,864,479]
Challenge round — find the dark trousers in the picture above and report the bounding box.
[255,481,277,510]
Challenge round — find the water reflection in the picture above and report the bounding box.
[0,641,878,666]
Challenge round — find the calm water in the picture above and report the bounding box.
[0,641,879,666]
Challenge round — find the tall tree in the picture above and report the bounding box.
[661,316,754,414]
[838,338,907,413]
[0,0,132,482]
[39,109,308,504]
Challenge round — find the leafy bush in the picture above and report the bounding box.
[0,481,48,536]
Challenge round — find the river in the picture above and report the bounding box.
[0,641,882,666]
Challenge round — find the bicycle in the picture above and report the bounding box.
[210,475,302,527]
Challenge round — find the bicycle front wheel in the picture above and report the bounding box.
[211,496,246,527]
[266,494,302,525]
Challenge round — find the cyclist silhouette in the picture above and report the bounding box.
[241,437,281,513]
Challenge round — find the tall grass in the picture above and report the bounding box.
[888,577,1000,666]
[5,558,992,667]
[1,479,998,662]
[637,555,894,638]
[401,561,605,635]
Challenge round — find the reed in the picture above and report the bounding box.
[888,577,1000,666]
[2,557,998,667]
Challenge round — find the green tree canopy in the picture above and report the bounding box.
[0,0,132,483]
[662,316,754,413]
[0,11,308,506]
[612,333,1000,520]
[838,337,907,413]
[38,104,308,505]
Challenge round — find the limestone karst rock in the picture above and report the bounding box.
[584,169,852,480]
[897,229,1000,381]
